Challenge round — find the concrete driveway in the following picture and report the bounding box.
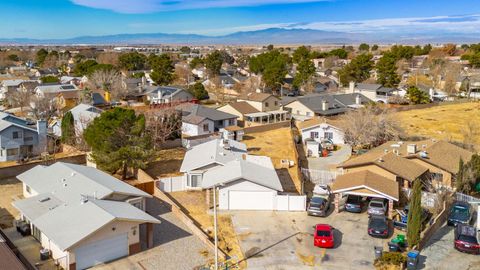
[306,144,351,171]
[231,210,391,270]
[419,223,480,270]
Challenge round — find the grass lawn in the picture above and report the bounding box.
[169,190,246,269]
[243,127,302,193]
[145,148,186,178]
[0,178,22,229]
[395,101,480,146]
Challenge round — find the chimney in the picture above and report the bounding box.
[141,76,146,86]
[355,95,361,105]
[348,81,355,93]
[322,100,329,111]
[407,144,417,154]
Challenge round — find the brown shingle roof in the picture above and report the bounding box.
[228,102,259,114]
[0,235,26,270]
[375,152,428,181]
[238,92,277,102]
[332,170,399,201]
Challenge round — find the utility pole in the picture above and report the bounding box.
[213,186,219,270]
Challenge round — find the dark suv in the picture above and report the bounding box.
[448,201,472,226]
[368,215,389,238]
[344,195,364,213]
[454,224,480,254]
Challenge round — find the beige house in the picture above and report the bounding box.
[219,92,288,127]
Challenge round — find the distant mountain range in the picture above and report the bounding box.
[0,28,479,45]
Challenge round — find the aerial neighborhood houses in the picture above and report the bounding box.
[13,162,159,270]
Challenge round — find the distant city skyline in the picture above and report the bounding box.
[1,0,480,39]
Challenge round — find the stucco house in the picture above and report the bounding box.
[34,84,80,108]
[51,104,103,137]
[143,86,194,105]
[298,117,344,145]
[0,112,47,161]
[345,82,399,103]
[13,162,159,270]
[218,93,288,126]
[177,104,238,137]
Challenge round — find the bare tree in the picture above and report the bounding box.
[7,89,31,112]
[97,52,120,66]
[207,76,226,103]
[87,69,125,101]
[443,63,462,94]
[339,106,403,148]
[29,95,57,122]
[144,108,182,149]
[462,121,479,151]
[174,64,192,86]
[242,76,262,94]
[42,54,59,69]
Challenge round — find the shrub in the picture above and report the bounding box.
[374,252,406,267]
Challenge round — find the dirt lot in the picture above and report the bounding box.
[168,190,246,269]
[0,178,22,229]
[395,101,480,146]
[145,148,185,178]
[243,127,302,193]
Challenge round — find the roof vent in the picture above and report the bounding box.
[71,172,76,177]
[384,149,388,153]
[61,178,66,182]
[378,157,384,162]
[219,152,226,156]
[422,144,427,149]
[407,144,417,154]
[38,197,50,203]
[420,151,428,158]
[80,195,88,204]
[63,183,67,188]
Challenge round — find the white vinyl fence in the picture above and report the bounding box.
[455,192,480,204]
[301,168,337,185]
[275,194,307,211]
[156,175,187,192]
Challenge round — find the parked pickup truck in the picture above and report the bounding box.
[393,205,432,231]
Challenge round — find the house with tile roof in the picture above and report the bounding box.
[12,162,159,270]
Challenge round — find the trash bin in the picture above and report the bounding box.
[407,250,419,270]
[388,241,400,252]
[40,249,50,261]
[374,246,383,259]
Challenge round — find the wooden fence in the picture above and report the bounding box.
[416,199,452,251]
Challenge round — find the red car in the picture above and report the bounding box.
[314,224,335,248]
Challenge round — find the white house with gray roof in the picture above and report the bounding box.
[177,104,238,137]
[0,112,47,161]
[13,162,159,270]
[51,104,103,137]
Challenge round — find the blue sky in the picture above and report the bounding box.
[1,0,480,39]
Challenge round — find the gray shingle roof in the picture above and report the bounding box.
[291,93,371,116]
[17,162,151,204]
[178,104,237,124]
[202,157,283,191]
[180,139,247,172]
[355,83,382,91]
[32,199,159,251]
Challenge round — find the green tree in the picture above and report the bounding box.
[149,54,175,85]
[41,75,60,84]
[456,155,480,194]
[189,57,204,69]
[293,46,311,64]
[180,46,191,54]
[131,72,145,79]
[83,108,155,180]
[338,53,374,86]
[376,52,401,87]
[267,44,274,51]
[328,48,348,59]
[406,86,430,104]
[371,44,379,51]
[249,50,290,91]
[293,58,316,89]
[61,111,75,144]
[205,50,224,75]
[456,158,465,192]
[359,43,370,51]
[36,49,48,66]
[118,52,147,71]
[8,54,19,61]
[219,50,235,65]
[407,179,423,248]
[73,60,99,76]
[188,82,209,100]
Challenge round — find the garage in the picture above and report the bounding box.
[75,233,128,270]
[228,191,275,210]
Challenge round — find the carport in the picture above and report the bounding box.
[331,170,399,218]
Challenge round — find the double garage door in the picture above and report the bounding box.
[228,191,275,210]
[75,234,128,270]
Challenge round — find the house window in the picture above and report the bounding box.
[310,132,319,139]
[12,131,20,139]
[306,112,311,117]
[228,119,235,125]
[203,123,209,132]
[265,102,269,107]
[274,101,278,106]
[26,185,31,194]
[324,132,333,140]
[7,148,18,156]
[431,173,443,181]
[296,110,300,115]
[188,174,202,187]
[0,149,3,157]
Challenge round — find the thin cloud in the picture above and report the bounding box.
[71,0,325,14]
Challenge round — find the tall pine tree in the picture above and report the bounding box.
[407,179,423,248]
[61,111,75,144]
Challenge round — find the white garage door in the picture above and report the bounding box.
[75,233,128,270]
[229,191,274,210]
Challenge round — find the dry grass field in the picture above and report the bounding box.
[243,127,302,193]
[0,178,22,229]
[395,101,480,146]
[145,148,186,178]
